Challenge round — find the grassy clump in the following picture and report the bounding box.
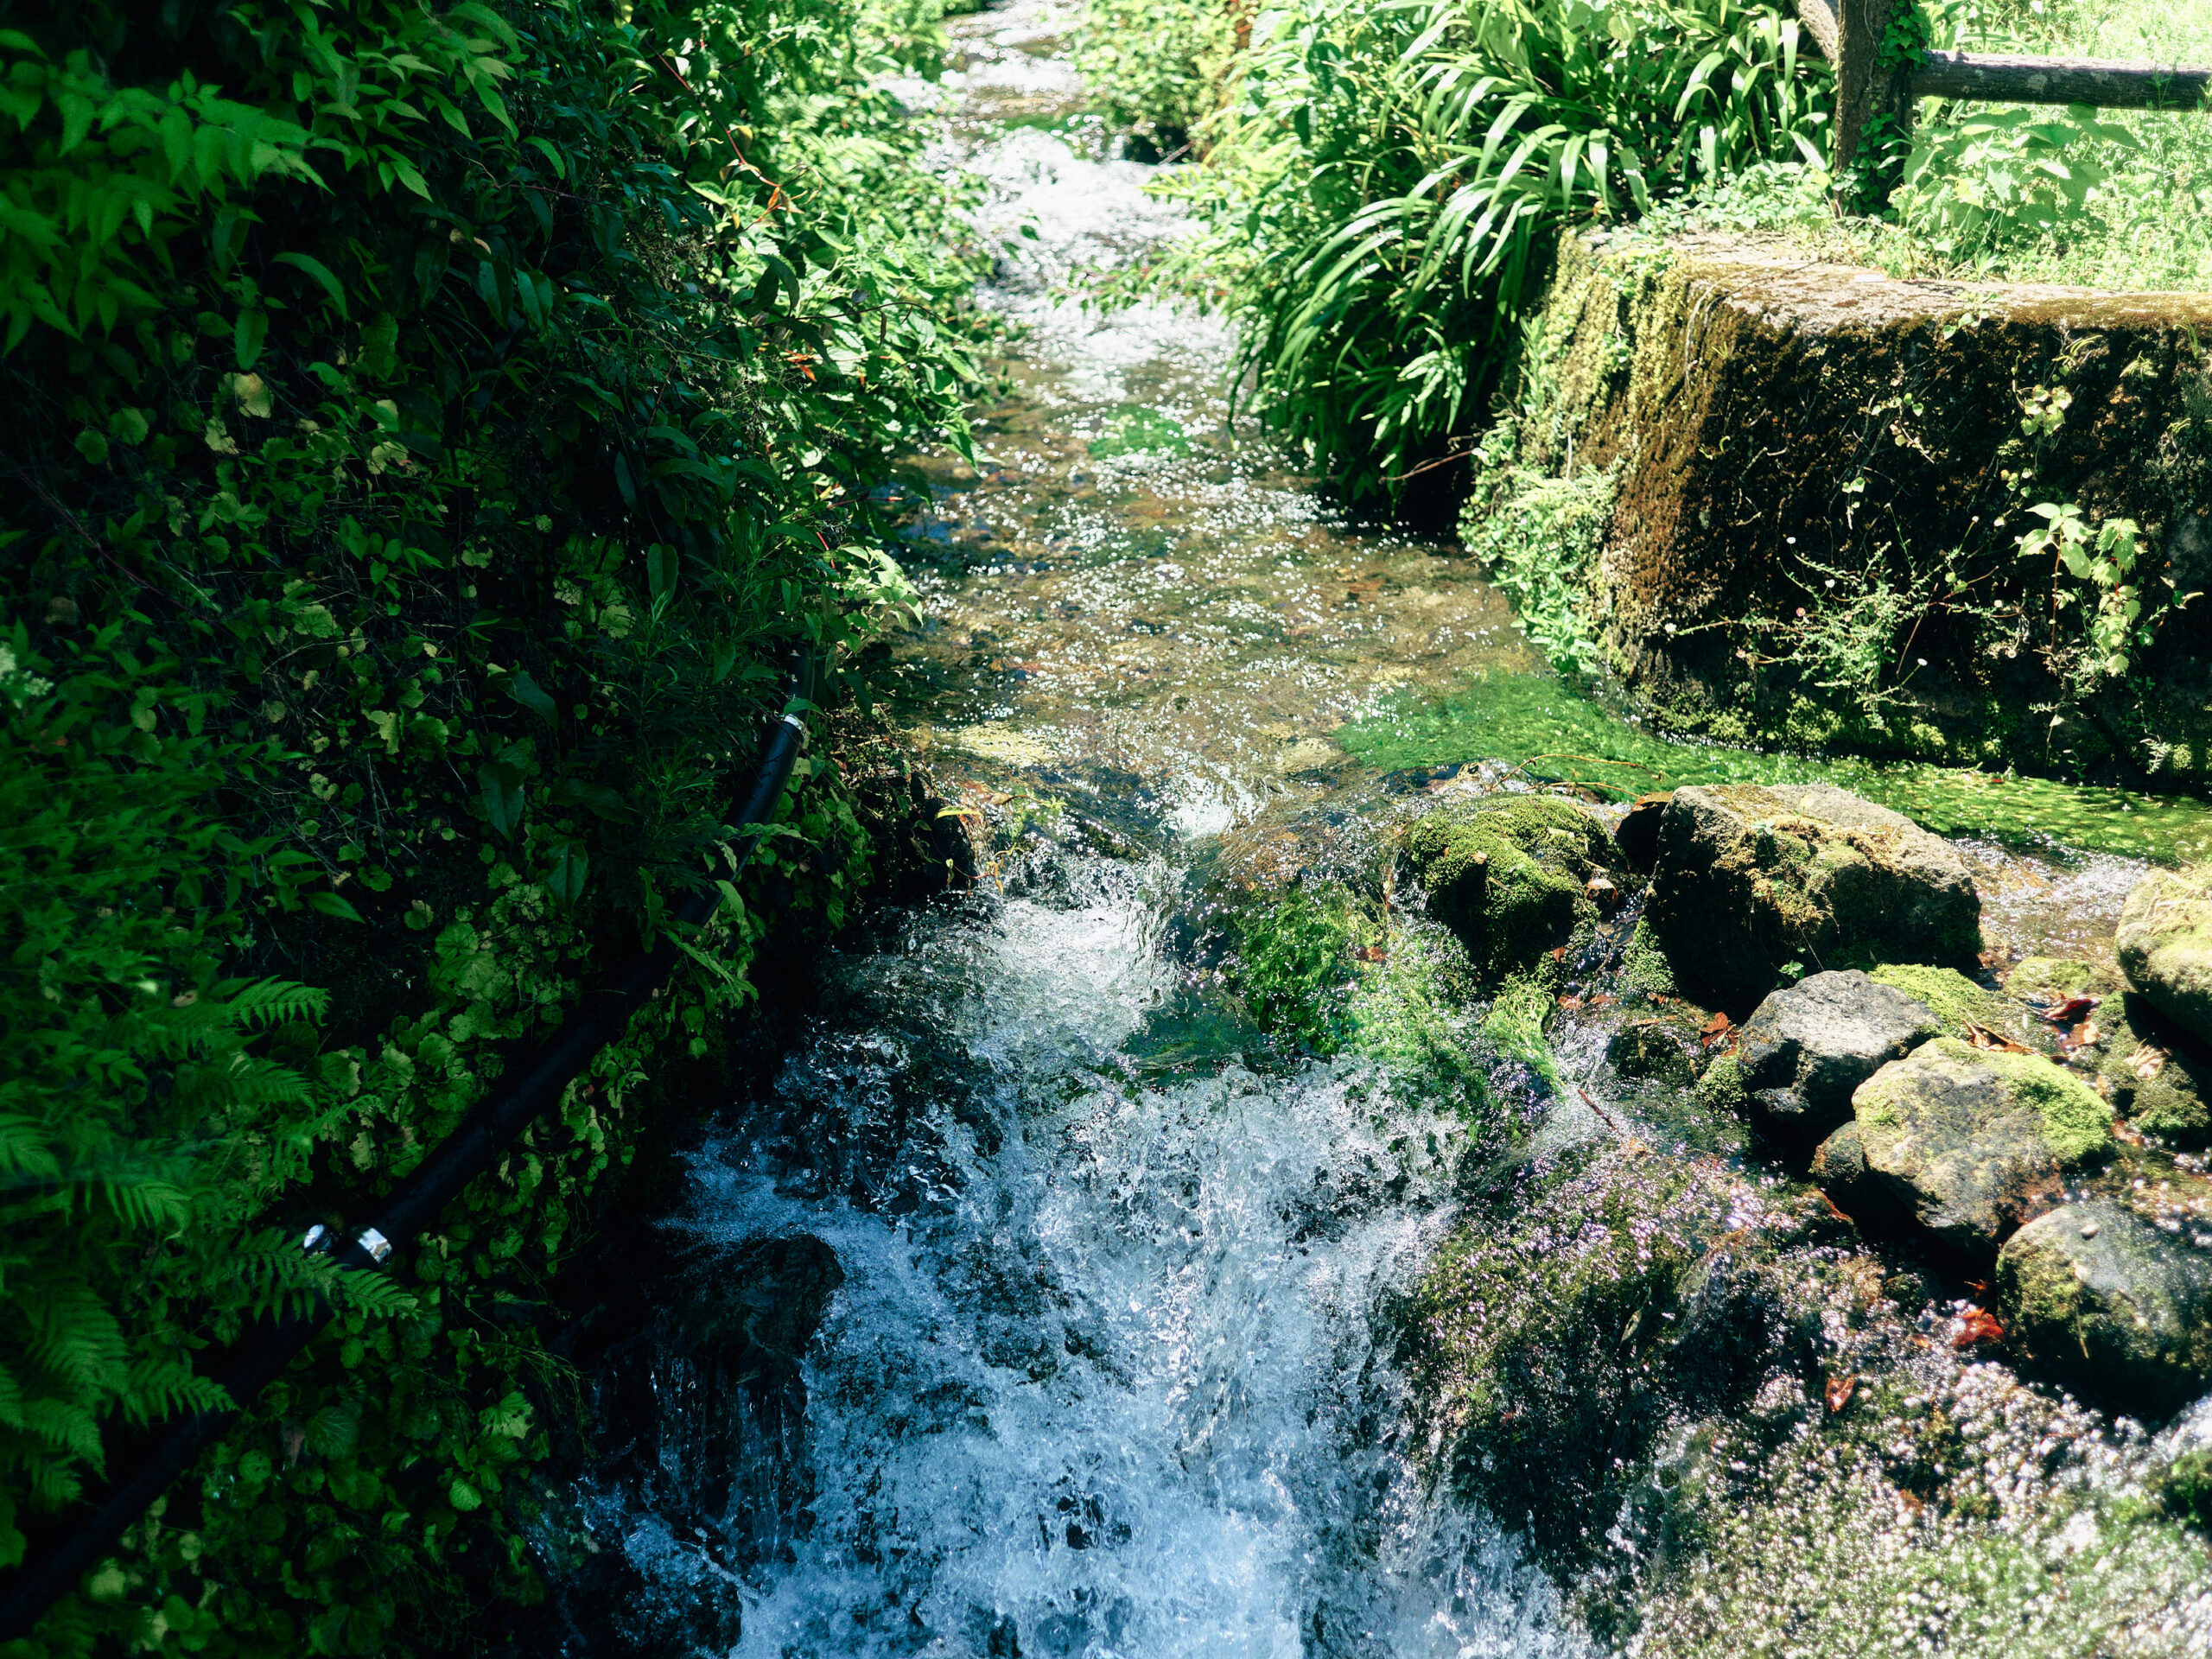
[1147,0,1829,505]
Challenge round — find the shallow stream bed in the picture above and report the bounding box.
[551,7,2212,1654]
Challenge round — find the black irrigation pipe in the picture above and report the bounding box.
[0,661,816,1643]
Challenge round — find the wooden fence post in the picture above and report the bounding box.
[1796,0,2212,180]
[1796,0,1914,180]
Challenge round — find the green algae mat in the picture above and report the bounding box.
[1341,673,2212,864]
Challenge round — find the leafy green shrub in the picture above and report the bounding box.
[1157,0,1829,503]
[1889,104,2140,270]
[0,0,982,1652]
[1076,0,1239,144]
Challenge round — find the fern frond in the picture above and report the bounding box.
[118,1357,231,1427]
[217,977,333,1030]
[20,1397,105,1467]
[0,1116,61,1182]
[22,1278,128,1394]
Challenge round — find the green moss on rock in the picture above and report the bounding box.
[2116,866,2212,1047]
[1401,796,1611,977]
[1853,1037,2113,1256]
[1867,963,2015,1041]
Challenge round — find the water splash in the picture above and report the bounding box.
[669,860,1586,1659]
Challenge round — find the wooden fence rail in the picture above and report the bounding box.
[1793,0,2212,175]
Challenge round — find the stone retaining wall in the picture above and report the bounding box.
[1482,230,2212,787]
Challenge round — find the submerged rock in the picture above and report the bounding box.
[1400,795,1612,977]
[1852,1037,2114,1259]
[1736,969,1939,1139]
[2117,867,2212,1046]
[1996,1200,2212,1414]
[1645,783,1980,1004]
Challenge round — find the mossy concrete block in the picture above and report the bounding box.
[1401,795,1611,977]
[1738,969,1939,1139]
[1852,1037,2115,1259]
[1646,782,1980,1003]
[1506,229,2212,784]
[2117,867,2212,1047]
[1996,1200,2212,1414]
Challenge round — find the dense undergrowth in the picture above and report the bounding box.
[1087,0,2211,503]
[0,0,985,1653]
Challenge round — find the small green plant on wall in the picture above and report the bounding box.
[2016,500,2187,686]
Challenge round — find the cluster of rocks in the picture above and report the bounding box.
[1624,783,2212,1415]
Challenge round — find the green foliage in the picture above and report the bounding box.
[2014,499,2182,685]
[1233,880,1360,1048]
[1154,0,1829,503]
[1460,431,1616,678]
[1890,103,2141,270]
[0,0,982,1651]
[1075,0,1238,143]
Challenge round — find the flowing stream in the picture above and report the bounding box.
[550,6,2202,1655]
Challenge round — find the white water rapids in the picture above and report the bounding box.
[671,860,1586,1659]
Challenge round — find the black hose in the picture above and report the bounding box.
[0,666,815,1641]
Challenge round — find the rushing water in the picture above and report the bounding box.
[551,6,2211,1655]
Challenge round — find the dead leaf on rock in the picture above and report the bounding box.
[1352,944,1387,963]
[2133,1045,2169,1082]
[1952,1306,2005,1349]
[2039,995,2100,1025]
[1825,1374,1859,1413]
[1966,1022,2031,1054]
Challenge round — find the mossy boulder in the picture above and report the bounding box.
[1737,969,1940,1140]
[2117,867,2212,1046]
[1401,795,1611,977]
[1852,1038,2115,1259]
[2093,993,2212,1146]
[1996,1200,2212,1414]
[2005,955,2124,1005]
[1646,783,1980,1005]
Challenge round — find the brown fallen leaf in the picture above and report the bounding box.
[2070,1019,2100,1048]
[1966,1021,2032,1054]
[1587,993,1619,1008]
[1556,995,1584,1012]
[1825,1374,1859,1414]
[1953,1306,2005,1348]
[2133,1044,2170,1082]
[1352,944,1387,963]
[2039,994,2100,1025]
[2114,1116,2148,1147]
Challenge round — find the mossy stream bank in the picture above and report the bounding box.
[518,4,2212,1655]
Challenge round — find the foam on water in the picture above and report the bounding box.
[665,859,1587,1659]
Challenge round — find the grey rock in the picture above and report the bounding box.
[1738,969,1940,1137]
[1852,1037,2115,1260]
[1645,783,1980,1003]
[1996,1200,2212,1414]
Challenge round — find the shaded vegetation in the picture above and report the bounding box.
[0,0,983,1651]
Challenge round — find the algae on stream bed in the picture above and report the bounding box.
[1342,671,2212,865]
